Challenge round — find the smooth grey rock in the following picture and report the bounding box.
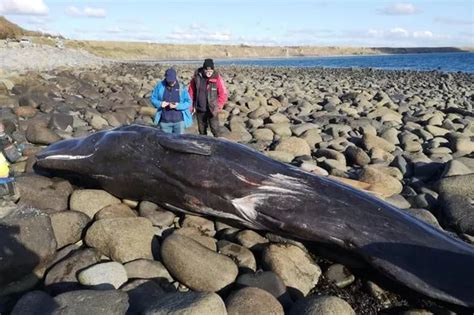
[53,290,129,315]
[44,248,102,295]
[289,295,355,315]
[275,137,311,157]
[363,134,396,152]
[48,113,74,131]
[235,271,292,308]
[121,279,165,314]
[143,291,226,315]
[124,259,173,284]
[359,166,403,197]
[181,215,216,237]
[265,150,294,163]
[16,175,73,211]
[235,229,269,251]
[70,189,121,218]
[437,174,474,234]
[11,291,57,315]
[404,209,442,229]
[85,217,155,263]
[50,210,91,248]
[26,123,61,145]
[95,203,137,220]
[384,194,411,209]
[160,234,238,292]
[217,240,257,272]
[226,287,284,315]
[344,145,370,166]
[441,160,473,178]
[324,264,355,288]
[262,244,321,298]
[253,128,274,141]
[0,207,57,287]
[78,261,128,289]
[173,227,217,251]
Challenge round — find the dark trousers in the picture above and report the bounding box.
[196,110,221,137]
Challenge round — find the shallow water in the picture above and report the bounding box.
[216,52,474,73]
[152,52,474,73]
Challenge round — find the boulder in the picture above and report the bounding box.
[160,234,238,292]
[226,287,284,315]
[262,244,321,298]
[0,207,57,287]
[85,217,155,263]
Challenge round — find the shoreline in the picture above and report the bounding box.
[123,50,474,63]
[123,52,474,74]
[1,43,473,75]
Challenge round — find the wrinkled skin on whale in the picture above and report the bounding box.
[35,124,474,308]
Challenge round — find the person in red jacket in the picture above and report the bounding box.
[188,58,228,137]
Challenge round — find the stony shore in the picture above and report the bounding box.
[0,54,473,315]
[0,44,112,73]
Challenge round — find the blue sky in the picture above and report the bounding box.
[1,0,473,47]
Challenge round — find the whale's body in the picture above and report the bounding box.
[35,124,474,308]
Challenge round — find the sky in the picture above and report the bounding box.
[0,0,473,47]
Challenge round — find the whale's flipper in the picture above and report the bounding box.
[157,136,212,156]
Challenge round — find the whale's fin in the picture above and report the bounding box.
[158,137,212,156]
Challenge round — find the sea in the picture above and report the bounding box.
[164,52,474,73]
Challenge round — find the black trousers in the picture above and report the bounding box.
[195,110,221,137]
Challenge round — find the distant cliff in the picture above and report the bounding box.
[0,16,56,39]
[0,16,28,39]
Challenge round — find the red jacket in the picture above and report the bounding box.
[188,69,228,115]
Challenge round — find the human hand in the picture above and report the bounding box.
[169,102,178,109]
[161,101,169,108]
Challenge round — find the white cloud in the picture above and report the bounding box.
[360,28,447,46]
[380,3,418,15]
[413,31,433,39]
[0,0,48,15]
[84,7,106,18]
[65,6,82,17]
[388,27,410,38]
[367,28,429,39]
[236,35,279,46]
[207,32,232,41]
[165,25,233,43]
[65,6,106,18]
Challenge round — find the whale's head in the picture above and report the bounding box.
[35,124,214,194]
[37,126,142,171]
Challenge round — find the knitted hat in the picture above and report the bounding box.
[203,58,214,70]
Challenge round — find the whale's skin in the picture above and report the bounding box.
[35,124,474,308]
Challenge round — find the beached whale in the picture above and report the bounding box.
[35,124,474,308]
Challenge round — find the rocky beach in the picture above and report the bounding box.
[0,45,473,314]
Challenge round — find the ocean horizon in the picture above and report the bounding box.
[152,52,474,73]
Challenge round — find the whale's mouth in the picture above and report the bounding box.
[34,136,97,172]
[41,153,94,160]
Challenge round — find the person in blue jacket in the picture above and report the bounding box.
[150,68,192,134]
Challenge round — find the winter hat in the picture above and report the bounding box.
[203,58,214,70]
[164,68,177,83]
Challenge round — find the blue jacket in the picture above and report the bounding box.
[150,80,193,128]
